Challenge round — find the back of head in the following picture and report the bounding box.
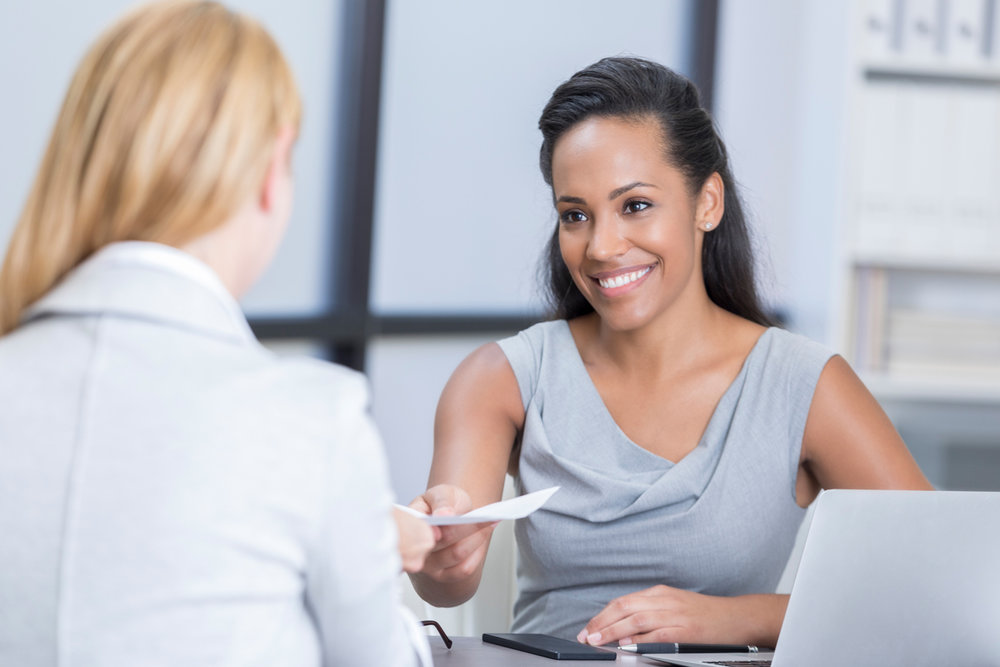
[537,56,772,326]
[0,0,301,335]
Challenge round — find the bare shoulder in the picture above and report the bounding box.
[433,341,526,489]
[439,342,524,424]
[453,341,518,381]
[801,354,931,494]
[808,354,875,420]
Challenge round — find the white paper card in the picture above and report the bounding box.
[395,486,559,526]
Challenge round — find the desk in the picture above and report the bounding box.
[429,636,659,665]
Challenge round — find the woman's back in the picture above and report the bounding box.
[0,243,409,666]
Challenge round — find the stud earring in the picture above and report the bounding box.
[703,222,713,231]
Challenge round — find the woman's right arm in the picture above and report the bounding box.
[407,342,525,607]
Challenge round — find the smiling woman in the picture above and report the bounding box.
[407,56,932,649]
[551,115,723,334]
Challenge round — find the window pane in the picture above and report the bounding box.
[367,334,503,501]
[0,1,341,318]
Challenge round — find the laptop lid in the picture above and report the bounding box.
[644,490,1000,667]
[773,489,1000,666]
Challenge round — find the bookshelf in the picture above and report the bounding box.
[843,0,1000,406]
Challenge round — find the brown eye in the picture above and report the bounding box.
[624,200,650,214]
[559,209,588,224]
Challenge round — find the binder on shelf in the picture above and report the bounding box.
[945,0,991,66]
[861,0,900,62]
[948,86,999,254]
[898,85,951,256]
[852,266,889,373]
[990,0,1000,66]
[856,82,905,255]
[901,0,944,64]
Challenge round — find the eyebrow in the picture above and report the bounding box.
[556,181,657,206]
[608,181,656,200]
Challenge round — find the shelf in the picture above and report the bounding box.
[863,61,1000,85]
[862,372,1000,405]
[849,254,1000,275]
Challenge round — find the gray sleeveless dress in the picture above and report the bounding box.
[496,322,834,640]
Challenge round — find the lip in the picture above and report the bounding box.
[589,263,656,295]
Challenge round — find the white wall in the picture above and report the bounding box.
[0,0,340,316]
[367,335,496,504]
[714,0,852,345]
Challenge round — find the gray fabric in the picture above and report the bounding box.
[0,242,422,667]
[497,321,834,640]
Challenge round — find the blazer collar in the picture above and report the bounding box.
[24,242,257,346]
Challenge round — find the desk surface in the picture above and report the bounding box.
[429,636,660,666]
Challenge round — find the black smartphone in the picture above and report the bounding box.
[482,632,616,660]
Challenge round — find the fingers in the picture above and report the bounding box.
[408,483,473,523]
[581,612,685,647]
[407,483,499,584]
[578,586,688,646]
[409,483,491,551]
[421,521,496,582]
[423,483,474,516]
[408,495,432,515]
[392,508,437,573]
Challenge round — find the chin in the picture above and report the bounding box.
[594,308,655,333]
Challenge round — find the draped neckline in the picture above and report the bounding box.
[554,320,774,468]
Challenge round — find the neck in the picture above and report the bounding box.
[602,304,723,371]
[180,205,260,299]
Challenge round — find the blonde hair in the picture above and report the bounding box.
[0,0,301,334]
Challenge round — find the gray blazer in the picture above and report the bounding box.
[0,242,423,667]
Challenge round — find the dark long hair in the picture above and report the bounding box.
[538,56,773,326]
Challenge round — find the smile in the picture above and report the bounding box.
[595,266,653,289]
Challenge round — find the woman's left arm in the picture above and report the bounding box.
[797,355,932,495]
[579,356,933,648]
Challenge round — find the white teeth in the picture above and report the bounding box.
[598,266,651,289]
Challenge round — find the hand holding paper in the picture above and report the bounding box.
[397,486,559,526]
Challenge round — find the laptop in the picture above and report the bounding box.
[645,489,1000,667]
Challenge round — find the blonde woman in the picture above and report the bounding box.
[0,2,432,665]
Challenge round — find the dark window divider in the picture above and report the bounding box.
[690,0,720,112]
[326,0,387,370]
[249,313,545,345]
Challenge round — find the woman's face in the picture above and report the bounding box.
[551,114,721,332]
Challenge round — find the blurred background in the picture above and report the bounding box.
[2,0,998,507]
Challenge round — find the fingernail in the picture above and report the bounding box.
[586,632,602,645]
[576,630,587,643]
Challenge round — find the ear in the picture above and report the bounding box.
[259,126,297,213]
[695,172,724,232]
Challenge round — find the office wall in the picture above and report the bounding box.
[713,0,1000,490]
[0,0,340,316]
[714,0,851,345]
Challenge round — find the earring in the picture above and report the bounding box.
[703,222,713,231]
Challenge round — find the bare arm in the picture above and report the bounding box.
[798,355,932,501]
[407,342,525,607]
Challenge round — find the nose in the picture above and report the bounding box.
[586,215,629,261]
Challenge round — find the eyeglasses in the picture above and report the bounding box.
[421,619,453,649]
